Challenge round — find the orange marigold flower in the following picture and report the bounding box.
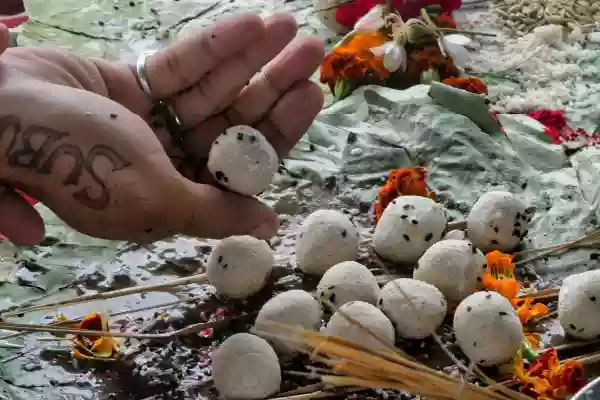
[320,31,391,93]
[72,312,120,360]
[374,167,436,223]
[442,77,489,95]
[515,348,586,400]
[512,297,549,325]
[481,250,521,300]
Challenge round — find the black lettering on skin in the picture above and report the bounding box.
[7,126,67,168]
[0,115,132,210]
[0,115,22,156]
[37,143,85,186]
[72,144,132,210]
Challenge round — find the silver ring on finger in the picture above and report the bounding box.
[135,51,184,144]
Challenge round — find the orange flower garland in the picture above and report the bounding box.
[320,31,391,99]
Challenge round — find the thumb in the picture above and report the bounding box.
[174,179,279,240]
[0,186,45,245]
[0,24,10,55]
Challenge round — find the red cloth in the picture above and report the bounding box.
[335,0,462,30]
[0,0,29,28]
[528,109,600,147]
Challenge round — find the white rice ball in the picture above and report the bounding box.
[207,235,274,299]
[207,125,279,196]
[316,261,379,307]
[322,301,395,352]
[378,278,447,339]
[212,333,281,399]
[558,270,600,340]
[312,0,349,34]
[413,240,486,303]
[373,196,448,264]
[254,290,323,354]
[295,210,360,275]
[467,191,535,253]
[443,229,467,240]
[453,292,524,367]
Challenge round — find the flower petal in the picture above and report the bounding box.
[442,37,470,68]
[354,5,385,31]
[370,42,392,57]
[383,44,407,72]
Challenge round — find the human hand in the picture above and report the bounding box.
[0,13,325,245]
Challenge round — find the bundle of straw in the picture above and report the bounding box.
[256,322,531,400]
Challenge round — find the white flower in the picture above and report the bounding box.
[438,34,472,69]
[353,5,385,32]
[370,42,407,73]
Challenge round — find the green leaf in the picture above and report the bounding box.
[428,81,504,136]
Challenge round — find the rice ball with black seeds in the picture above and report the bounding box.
[254,290,323,354]
[373,196,448,264]
[453,291,524,366]
[316,261,380,307]
[467,191,535,253]
[322,301,395,352]
[212,333,281,399]
[207,125,279,196]
[558,270,600,340]
[378,278,447,339]
[413,239,486,303]
[295,210,360,275]
[207,235,274,299]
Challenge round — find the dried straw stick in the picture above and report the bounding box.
[2,273,209,317]
[0,295,205,342]
[514,230,600,266]
[258,323,529,400]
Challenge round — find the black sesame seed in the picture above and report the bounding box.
[477,276,482,282]
[591,296,597,302]
[486,293,492,299]
[403,204,411,210]
[590,253,599,260]
[110,113,118,119]
[378,298,383,306]
[473,342,477,347]
[214,170,227,182]
[515,221,521,227]
[237,132,244,140]
[403,234,410,241]
[499,311,507,316]
[222,264,228,269]
[491,239,499,245]
[211,34,217,39]
[329,293,336,303]
[569,324,577,330]
[411,219,418,225]
[516,212,521,219]
[512,229,521,237]
[425,233,433,242]
[466,306,472,312]
[401,215,408,219]
[250,135,257,143]
[328,285,336,290]
[218,256,223,263]
[482,263,488,269]
[493,226,499,233]
[341,230,347,238]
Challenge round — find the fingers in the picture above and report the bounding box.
[172,13,298,129]
[0,23,10,55]
[0,187,45,245]
[256,80,324,155]
[145,13,266,100]
[181,36,325,159]
[176,179,279,240]
[227,35,324,125]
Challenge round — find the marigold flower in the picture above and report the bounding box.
[443,77,488,95]
[72,312,120,361]
[373,167,435,223]
[320,31,391,100]
[481,250,521,300]
[514,348,586,400]
[512,297,549,325]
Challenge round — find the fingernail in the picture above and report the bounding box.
[250,217,279,240]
